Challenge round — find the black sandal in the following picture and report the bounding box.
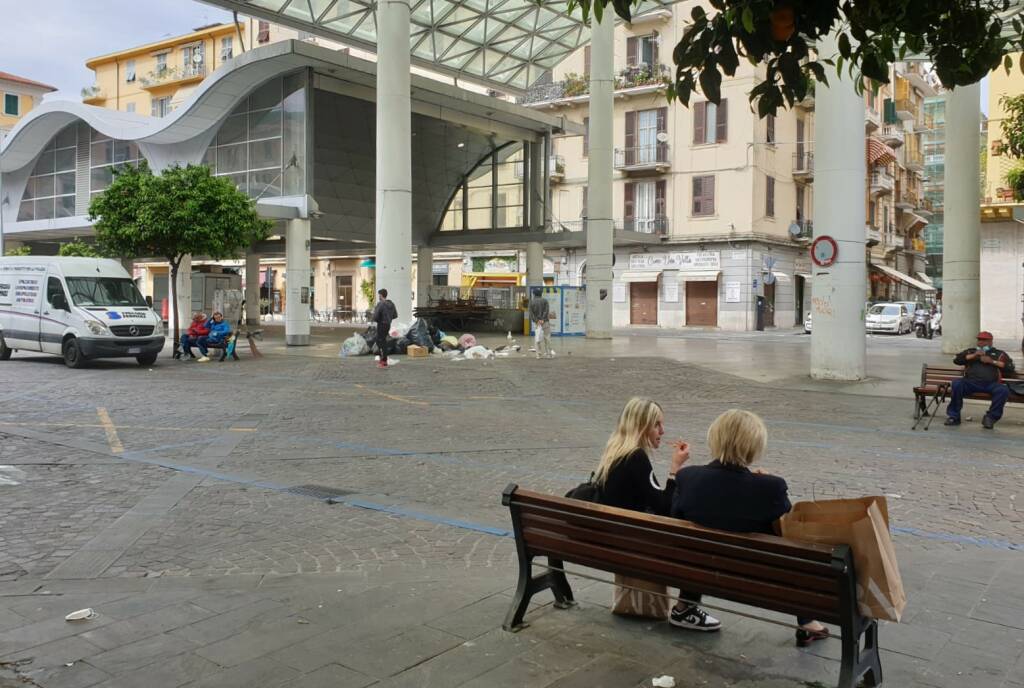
[795,626,830,647]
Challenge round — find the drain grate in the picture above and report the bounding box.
[286,484,355,502]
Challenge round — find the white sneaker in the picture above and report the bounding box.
[669,604,722,632]
[197,356,211,362]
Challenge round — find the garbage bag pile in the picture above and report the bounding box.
[340,318,513,361]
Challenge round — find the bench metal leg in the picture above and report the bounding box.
[838,618,882,688]
[548,557,576,609]
[502,558,577,631]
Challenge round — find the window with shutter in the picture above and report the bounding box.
[624,111,637,165]
[655,180,666,231]
[125,60,136,83]
[693,102,706,145]
[766,176,775,217]
[766,114,775,144]
[624,183,635,224]
[656,107,667,161]
[796,185,805,221]
[693,175,714,216]
[257,20,271,44]
[715,99,728,143]
[583,117,589,157]
[626,37,638,67]
[581,187,588,218]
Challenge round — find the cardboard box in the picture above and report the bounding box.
[407,345,429,358]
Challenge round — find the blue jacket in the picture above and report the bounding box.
[671,460,791,535]
[205,319,232,343]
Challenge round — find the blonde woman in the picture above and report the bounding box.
[594,398,720,631]
[671,409,828,647]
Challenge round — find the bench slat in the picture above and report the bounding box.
[511,490,837,563]
[525,529,843,624]
[521,512,840,593]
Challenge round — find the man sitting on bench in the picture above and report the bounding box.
[945,331,1014,429]
[195,311,232,363]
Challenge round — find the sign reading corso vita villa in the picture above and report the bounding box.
[629,251,721,271]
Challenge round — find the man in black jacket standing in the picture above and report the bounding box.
[946,331,1013,429]
[371,288,397,369]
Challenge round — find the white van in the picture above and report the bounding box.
[0,257,165,368]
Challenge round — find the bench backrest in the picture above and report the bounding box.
[921,364,1022,388]
[503,485,853,625]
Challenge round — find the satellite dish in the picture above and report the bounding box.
[656,132,669,143]
[192,51,203,63]
[788,221,802,237]
[764,271,777,285]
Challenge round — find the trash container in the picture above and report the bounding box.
[755,296,765,331]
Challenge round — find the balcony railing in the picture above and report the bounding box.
[624,216,669,235]
[614,143,670,170]
[879,125,904,148]
[866,225,882,246]
[141,64,207,89]
[870,170,894,195]
[617,63,671,90]
[894,98,918,121]
[519,64,671,105]
[792,151,814,178]
[81,85,105,102]
[865,108,881,131]
[904,148,924,171]
[513,155,566,180]
[792,219,813,240]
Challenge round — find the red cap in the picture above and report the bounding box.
[977,331,993,341]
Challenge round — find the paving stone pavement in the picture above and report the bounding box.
[1,331,1023,687]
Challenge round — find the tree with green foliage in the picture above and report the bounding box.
[1001,94,1024,199]
[57,238,104,258]
[360,277,376,310]
[572,0,1024,117]
[3,245,31,256]
[88,163,272,353]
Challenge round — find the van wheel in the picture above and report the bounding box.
[136,353,158,366]
[0,335,11,361]
[62,338,86,369]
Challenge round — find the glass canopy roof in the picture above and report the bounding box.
[197,0,673,92]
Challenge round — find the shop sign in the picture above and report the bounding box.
[628,251,720,271]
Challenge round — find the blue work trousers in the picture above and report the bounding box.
[947,379,1009,421]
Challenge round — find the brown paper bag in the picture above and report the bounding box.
[611,575,670,619]
[778,497,906,622]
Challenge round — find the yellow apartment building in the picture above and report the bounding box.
[985,51,1024,203]
[82,20,298,117]
[0,71,56,136]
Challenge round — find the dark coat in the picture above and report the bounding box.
[671,460,791,535]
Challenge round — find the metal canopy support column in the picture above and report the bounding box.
[543,131,552,230]
[285,218,311,346]
[491,149,499,231]
[461,179,469,231]
[416,246,433,307]
[941,82,982,354]
[530,139,544,230]
[810,32,866,380]
[586,13,614,339]
[522,141,532,229]
[244,251,261,326]
[526,242,544,288]
[375,0,413,323]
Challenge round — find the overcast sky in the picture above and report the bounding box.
[3,1,990,114]
[4,0,233,101]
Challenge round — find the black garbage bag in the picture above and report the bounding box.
[363,323,378,345]
[386,336,410,355]
[407,318,434,350]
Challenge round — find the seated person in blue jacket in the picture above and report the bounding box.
[672,409,829,647]
[945,330,1013,429]
[194,311,232,362]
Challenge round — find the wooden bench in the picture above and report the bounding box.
[502,485,881,688]
[913,364,1024,427]
[203,330,264,361]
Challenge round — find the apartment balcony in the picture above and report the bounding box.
[614,144,670,173]
[624,216,669,235]
[519,65,671,107]
[894,185,917,210]
[80,85,105,104]
[616,64,671,95]
[870,169,894,196]
[865,108,881,131]
[513,155,566,182]
[894,98,918,122]
[792,151,814,180]
[791,219,813,241]
[141,64,207,90]
[879,125,904,148]
[904,148,924,172]
[866,224,882,246]
[916,197,934,216]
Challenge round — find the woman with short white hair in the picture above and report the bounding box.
[671,409,828,647]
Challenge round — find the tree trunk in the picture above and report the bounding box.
[169,257,181,356]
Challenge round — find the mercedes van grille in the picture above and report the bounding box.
[110,325,154,337]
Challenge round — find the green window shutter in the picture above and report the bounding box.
[883,98,897,124]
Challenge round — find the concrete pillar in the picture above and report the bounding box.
[543,131,552,230]
[526,242,544,288]
[375,0,413,323]
[810,32,867,380]
[169,255,192,336]
[416,245,433,307]
[285,218,311,346]
[244,251,261,326]
[585,13,614,339]
[530,139,545,230]
[521,141,532,229]
[941,82,982,353]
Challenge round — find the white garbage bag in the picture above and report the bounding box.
[464,345,495,360]
[340,334,369,357]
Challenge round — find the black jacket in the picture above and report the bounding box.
[953,347,1012,384]
[598,448,675,516]
[671,460,791,535]
[371,299,398,329]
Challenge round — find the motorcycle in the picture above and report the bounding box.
[914,310,931,339]
[930,311,942,338]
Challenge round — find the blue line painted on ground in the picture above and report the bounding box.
[891,526,1024,552]
[339,498,512,537]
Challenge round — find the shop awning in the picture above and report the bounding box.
[677,271,721,282]
[870,263,936,292]
[902,212,928,232]
[867,138,898,167]
[620,271,660,283]
[917,272,933,285]
[796,273,813,281]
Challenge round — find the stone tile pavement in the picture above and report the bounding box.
[1,330,1023,686]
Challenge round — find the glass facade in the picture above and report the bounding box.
[439,144,525,231]
[17,125,77,221]
[922,97,945,288]
[201,73,307,200]
[89,129,142,196]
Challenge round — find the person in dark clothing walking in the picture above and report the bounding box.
[592,398,720,630]
[371,288,398,369]
[945,331,1014,429]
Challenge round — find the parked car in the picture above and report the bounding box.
[865,303,913,335]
